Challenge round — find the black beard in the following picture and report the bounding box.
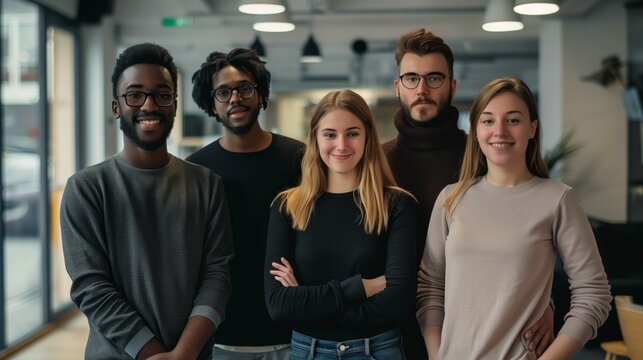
[217,106,260,135]
[120,115,174,151]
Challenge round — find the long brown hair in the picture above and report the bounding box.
[276,89,412,234]
[444,77,549,214]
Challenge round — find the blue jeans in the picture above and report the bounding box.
[289,329,405,360]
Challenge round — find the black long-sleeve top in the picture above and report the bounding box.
[264,190,417,341]
[186,133,304,346]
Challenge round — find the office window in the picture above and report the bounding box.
[46,25,75,312]
[2,0,45,345]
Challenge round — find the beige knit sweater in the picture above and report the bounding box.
[417,176,612,360]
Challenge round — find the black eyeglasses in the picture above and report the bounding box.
[399,72,449,89]
[119,91,177,107]
[211,83,257,103]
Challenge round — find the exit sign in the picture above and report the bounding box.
[162,17,193,27]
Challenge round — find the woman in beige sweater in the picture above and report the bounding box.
[416,77,612,360]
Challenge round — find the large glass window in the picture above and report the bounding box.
[46,25,75,312]
[1,0,77,350]
[2,0,45,344]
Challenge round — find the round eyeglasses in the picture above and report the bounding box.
[399,72,449,89]
[119,91,177,107]
[211,83,257,103]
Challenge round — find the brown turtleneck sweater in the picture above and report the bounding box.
[382,105,466,267]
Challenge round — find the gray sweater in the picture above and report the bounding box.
[61,154,234,359]
[417,176,611,359]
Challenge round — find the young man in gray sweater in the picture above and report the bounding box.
[61,43,234,360]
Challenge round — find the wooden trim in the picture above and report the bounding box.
[0,308,80,359]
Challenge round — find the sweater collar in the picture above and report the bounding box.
[393,105,465,151]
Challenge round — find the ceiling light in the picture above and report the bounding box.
[250,35,266,57]
[239,0,285,15]
[301,34,322,63]
[253,13,295,32]
[483,0,524,32]
[513,0,560,15]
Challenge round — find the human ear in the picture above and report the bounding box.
[111,100,120,118]
[530,119,538,138]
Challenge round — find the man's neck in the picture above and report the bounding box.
[120,141,170,169]
[220,123,272,153]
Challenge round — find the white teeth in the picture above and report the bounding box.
[491,143,510,149]
[139,120,160,125]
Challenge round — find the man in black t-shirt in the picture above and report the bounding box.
[188,48,303,360]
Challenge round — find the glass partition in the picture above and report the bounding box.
[1,0,45,344]
[46,26,75,312]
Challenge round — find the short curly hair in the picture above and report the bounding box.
[111,43,178,99]
[191,48,270,117]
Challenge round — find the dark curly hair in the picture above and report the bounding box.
[111,43,178,99]
[192,48,270,117]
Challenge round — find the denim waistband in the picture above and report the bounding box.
[291,329,401,357]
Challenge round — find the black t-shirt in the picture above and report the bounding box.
[187,133,304,346]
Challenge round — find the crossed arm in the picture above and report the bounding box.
[271,257,386,298]
[264,195,417,324]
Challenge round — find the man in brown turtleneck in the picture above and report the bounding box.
[383,28,554,360]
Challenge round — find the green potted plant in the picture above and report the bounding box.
[543,132,581,178]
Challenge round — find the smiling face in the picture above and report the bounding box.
[112,63,176,151]
[476,91,537,173]
[394,52,456,122]
[211,65,262,135]
[316,109,366,187]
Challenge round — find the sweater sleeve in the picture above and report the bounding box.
[553,188,612,345]
[60,177,155,358]
[191,174,234,328]
[416,188,448,332]
[264,201,365,322]
[339,194,418,324]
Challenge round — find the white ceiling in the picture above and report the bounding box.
[111,0,607,100]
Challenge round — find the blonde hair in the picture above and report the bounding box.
[444,77,549,214]
[276,89,413,234]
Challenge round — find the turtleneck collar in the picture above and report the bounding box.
[394,105,465,151]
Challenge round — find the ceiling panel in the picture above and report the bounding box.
[110,0,609,100]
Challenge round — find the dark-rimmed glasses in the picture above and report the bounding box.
[399,72,448,89]
[211,83,257,103]
[119,91,177,107]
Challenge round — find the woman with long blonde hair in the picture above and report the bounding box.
[264,89,417,360]
[416,77,611,359]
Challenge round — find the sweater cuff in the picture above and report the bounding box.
[339,274,366,306]
[125,326,155,359]
[558,316,595,345]
[190,305,222,329]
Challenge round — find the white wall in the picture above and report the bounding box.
[81,16,117,166]
[539,20,564,154]
[540,0,628,221]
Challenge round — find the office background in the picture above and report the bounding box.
[1,0,642,356]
